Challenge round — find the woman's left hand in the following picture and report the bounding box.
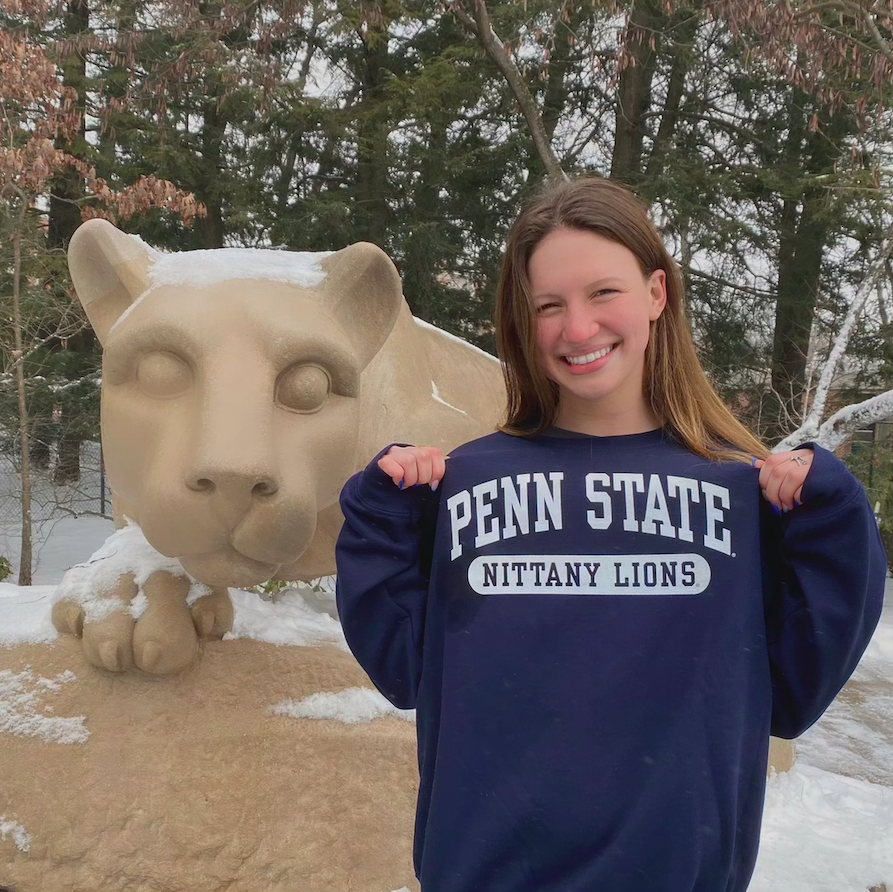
[753,450,814,512]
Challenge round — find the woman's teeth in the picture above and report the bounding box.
[564,345,614,365]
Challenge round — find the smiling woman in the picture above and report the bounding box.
[335,175,888,892]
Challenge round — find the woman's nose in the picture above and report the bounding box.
[563,305,599,344]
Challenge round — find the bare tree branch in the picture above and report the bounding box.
[812,388,893,451]
[859,3,893,64]
[688,268,776,298]
[449,0,567,181]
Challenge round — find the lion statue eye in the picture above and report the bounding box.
[136,352,192,398]
[276,363,331,413]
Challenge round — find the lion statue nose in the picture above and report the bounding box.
[186,471,280,499]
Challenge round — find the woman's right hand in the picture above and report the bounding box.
[378,445,446,491]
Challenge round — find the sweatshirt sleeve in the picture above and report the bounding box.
[335,446,439,710]
[763,443,888,739]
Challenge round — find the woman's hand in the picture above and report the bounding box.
[378,445,447,491]
[753,450,814,512]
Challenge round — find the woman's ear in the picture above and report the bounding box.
[648,269,668,321]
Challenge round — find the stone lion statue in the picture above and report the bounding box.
[51,220,504,674]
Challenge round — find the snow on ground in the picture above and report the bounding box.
[0,815,31,853]
[271,687,415,725]
[0,513,891,890]
[750,763,892,892]
[0,666,88,744]
[227,585,346,649]
[0,583,59,646]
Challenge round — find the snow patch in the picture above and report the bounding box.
[129,591,149,620]
[108,245,333,337]
[0,815,30,852]
[431,381,467,416]
[185,581,213,606]
[52,521,206,621]
[864,623,893,665]
[270,687,415,725]
[0,667,88,744]
[1,571,343,652]
[0,584,59,646]
[226,585,347,649]
[148,247,331,290]
[750,763,893,892]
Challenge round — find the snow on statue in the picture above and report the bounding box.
[51,219,504,674]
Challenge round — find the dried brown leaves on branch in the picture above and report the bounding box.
[84,176,204,225]
[704,0,893,115]
[1,10,206,223]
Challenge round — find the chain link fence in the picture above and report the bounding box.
[0,438,114,584]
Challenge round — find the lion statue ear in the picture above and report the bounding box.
[321,242,404,370]
[68,219,154,346]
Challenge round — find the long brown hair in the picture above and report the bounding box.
[495,177,768,463]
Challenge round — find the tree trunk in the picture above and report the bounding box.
[768,194,827,440]
[195,97,227,249]
[765,92,842,442]
[401,118,448,320]
[540,5,578,146]
[48,0,89,248]
[54,421,83,484]
[611,0,663,184]
[47,0,90,484]
[354,15,392,246]
[12,207,33,586]
[644,8,698,186]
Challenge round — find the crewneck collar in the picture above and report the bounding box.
[541,426,670,449]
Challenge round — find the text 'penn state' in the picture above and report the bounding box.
[447,472,730,595]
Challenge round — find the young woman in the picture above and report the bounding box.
[335,177,887,892]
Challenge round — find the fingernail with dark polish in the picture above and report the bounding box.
[398,480,404,490]
[771,504,781,516]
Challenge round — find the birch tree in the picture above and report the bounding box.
[775,225,893,451]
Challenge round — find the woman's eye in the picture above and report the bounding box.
[277,364,331,413]
[136,352,192,398]
[535,302,558,314]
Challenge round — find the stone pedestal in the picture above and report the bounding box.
[1,634,797,891]
[0,637,419,892]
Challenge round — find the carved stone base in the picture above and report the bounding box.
[768,736,795,774]
[0,637,419,892]
[0,636,797,892]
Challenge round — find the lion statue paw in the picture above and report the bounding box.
[52,525,234,675]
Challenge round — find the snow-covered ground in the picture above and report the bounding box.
[0,506,891,891]
[749,579,893,892]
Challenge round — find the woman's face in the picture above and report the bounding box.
[528,228,667,434]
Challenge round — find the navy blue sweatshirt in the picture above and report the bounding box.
[335,429,886,892]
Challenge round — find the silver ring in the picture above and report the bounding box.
[790,454,808,466]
